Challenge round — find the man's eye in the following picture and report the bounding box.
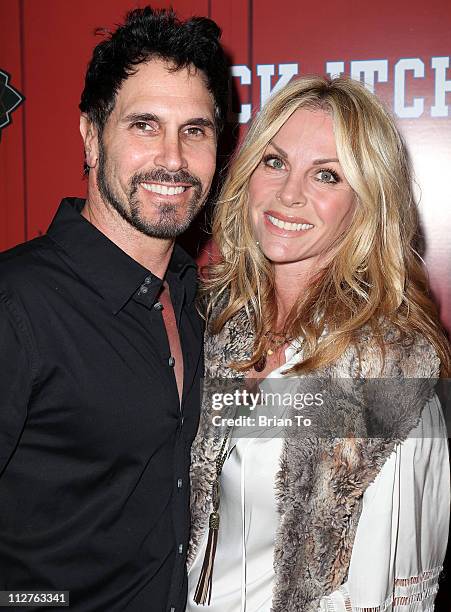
[133,122,153,131]
[315,169,340,184]
[185,127,204,137]
[263,155,285,170]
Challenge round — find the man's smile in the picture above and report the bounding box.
[140,182,190,196]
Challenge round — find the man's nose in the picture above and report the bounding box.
[154,133,188,172]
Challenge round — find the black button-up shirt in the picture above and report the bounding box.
[0,198,203,611]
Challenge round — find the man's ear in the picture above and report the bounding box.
[80,114,99,169]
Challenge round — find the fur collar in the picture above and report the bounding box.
[189,309,439,611]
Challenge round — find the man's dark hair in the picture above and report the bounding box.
[79,6,229,135]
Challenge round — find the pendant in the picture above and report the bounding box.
[254,353,267,372]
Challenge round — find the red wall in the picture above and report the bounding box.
[1,0,450,333]
[0,2,450,607]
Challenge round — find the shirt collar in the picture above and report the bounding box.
[47,198,198,314]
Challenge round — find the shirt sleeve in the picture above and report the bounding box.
[0,292,34,474]
[318,394,450,612]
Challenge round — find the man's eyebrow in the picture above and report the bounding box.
[181,117,216,130]
[122,112,160,124]
[121,113,215,131]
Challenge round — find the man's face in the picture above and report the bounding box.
[91,58,217,239]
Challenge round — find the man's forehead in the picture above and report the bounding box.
[113,58,214,119]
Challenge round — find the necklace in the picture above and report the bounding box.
[253,331,291,372]
[193,427,232,605]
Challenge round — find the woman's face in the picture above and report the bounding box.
[248,108,355,276]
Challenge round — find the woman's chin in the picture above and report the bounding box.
[260,247,309,266]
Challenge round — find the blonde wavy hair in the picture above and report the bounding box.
[204,75,450,376]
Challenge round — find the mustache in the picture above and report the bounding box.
[130,169,202,190]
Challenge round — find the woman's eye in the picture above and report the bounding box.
[264,156,285,170]
[315,169,339,183]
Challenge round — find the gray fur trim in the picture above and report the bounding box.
[188,311,440,610]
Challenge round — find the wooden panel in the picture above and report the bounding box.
[22,0,145,239]
[0,0,26,251]
[194,0,252,268]
[163,0,209,18]
[211,0,252,129]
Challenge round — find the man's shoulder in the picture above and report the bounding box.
[0,235,62,292]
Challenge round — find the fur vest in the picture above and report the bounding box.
[188,308,440,611]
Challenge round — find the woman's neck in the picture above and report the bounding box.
[274,267,311,327]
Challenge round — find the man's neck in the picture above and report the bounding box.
[81,194,174,278]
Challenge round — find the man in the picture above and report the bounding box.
[0,7,228,611]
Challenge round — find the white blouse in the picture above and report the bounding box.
[187,344,450,612]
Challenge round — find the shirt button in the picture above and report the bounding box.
[178,544,183,554]
[139,285,148,294]
[168,356,175,367]
[153,301,163,310]
[177,478,183,489]
[144,276,152,285]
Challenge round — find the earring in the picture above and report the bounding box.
[276,193,281,201]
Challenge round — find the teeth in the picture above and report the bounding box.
[267,214,314,231]
[141,183,186,195]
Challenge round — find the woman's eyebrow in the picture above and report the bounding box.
[313,158,339,164]
[267,141,288,159]
[267,141,340,166]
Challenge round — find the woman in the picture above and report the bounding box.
[186,76,450,611]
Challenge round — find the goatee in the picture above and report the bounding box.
[96,138,205,239]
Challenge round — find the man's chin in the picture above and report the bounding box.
[129,213,195,240]
[102,189,202,239]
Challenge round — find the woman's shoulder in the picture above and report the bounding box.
[345,322,440,379]
[204,300,253,377]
